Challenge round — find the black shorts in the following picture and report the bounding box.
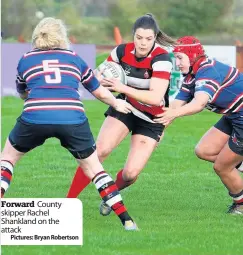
[214,115,243,156]
[105,106,164,142]
[9,117,96,159]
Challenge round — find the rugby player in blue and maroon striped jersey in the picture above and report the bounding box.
[155,36,243,214]
[1,17,137,230]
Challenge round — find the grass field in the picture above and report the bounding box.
[1,96,243,255]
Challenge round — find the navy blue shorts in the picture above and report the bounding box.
[9,117,96,159]
[214,115,243,156]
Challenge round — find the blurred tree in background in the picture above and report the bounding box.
[1,0,110,43]
[1,0,243,45]
[108,0,234,38]
[2,0,56,40]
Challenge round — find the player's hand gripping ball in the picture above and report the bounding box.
[96,61,127,85]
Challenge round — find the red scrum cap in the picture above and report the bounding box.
[173,36,205,65]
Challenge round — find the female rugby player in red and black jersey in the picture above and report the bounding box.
[67,13,175,216]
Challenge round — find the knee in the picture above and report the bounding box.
[213,161,224,175]
[122,168,139,182]
[194,145,207,160]
[96,142,111,162]
[213,162,219,174]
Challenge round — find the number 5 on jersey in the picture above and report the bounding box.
[42,60,61,83]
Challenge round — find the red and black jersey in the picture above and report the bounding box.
[107,42,172,117]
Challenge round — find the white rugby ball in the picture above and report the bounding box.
[96,61,127,84]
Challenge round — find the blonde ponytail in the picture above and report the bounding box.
[32,17,70,50]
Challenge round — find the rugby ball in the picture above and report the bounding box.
[96,61,127,84]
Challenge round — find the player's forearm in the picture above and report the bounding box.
[176,100,205,117]
[120,86,162,106]
[170,99,187,109]
[92,85,117,108]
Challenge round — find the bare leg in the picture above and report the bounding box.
[195,127,229,162]
[96,116,130,162]
[100,133,162,216]
[76,150,137,230]
[66,116,130,198]
[213,143,243,194]
[1,138,25,196]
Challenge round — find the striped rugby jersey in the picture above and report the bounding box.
[107,42,172,117]
[16,48,99,124]
[176,58,243,114]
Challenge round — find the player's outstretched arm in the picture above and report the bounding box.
[174,92,209,117]
[154,92,209,126]
[170,99,187,109]
[92,85,132,114]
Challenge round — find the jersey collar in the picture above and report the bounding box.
[192,56,207,74]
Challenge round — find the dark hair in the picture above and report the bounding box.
[132,13,175,47]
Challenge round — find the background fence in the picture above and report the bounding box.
[237,46,243,73]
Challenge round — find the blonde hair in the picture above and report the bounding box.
[32,17,70,50]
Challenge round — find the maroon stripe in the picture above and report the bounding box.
[211,73,239,103]
[127,96,164,115]
[26,98,80,102]
[24,107,84,112]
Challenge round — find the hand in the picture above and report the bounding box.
[153,107,178,126]
[114,99,133,114]
[101,78,125,93]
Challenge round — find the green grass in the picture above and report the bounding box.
[96,52,109,66]
[1,97,243,255]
